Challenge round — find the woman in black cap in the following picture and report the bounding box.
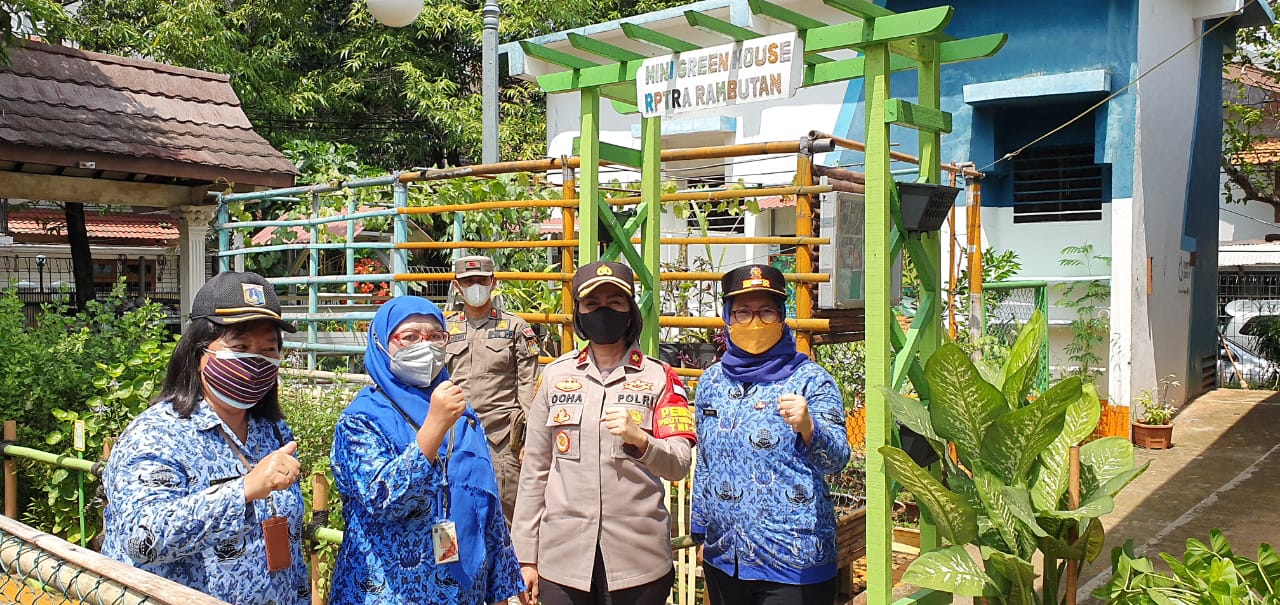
[101,271,309,604]
[512,261,696,605]
[690,264,850,604]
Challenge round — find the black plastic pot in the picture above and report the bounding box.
[897,182,960,233]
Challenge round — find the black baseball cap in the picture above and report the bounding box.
[189,271,297,333]
[722,264,788,299]
[573,261,634,299]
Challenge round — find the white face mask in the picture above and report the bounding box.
[461,283,491,307]
[385,341,447,387]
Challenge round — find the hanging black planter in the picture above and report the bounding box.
[598,208,637,244]
[897,182,960,233]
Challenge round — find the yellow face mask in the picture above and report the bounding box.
[728,319,784,354]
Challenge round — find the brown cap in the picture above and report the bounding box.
[453,255,495,279]
[189,271,297,333]
[573,261,634,299]
[721,264,787,299]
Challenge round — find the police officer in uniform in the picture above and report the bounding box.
[443,255,540,521]
[513,261,696,605]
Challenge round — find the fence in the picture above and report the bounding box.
[1217,269,1280,387]
[981,280,1050,394]
[0,514,232,605]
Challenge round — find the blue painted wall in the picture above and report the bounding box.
[831,0,1139,204]
[1185,21,1231,394]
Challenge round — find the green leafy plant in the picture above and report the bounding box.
[1134,374,1180,426]
[1096,530,1280,604]
[877,310,1148,603]
[1056,244,1111,388]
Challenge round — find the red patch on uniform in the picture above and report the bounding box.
[577,349,590,365]
[627,350,643,368]
[555,430,571,453]
[522,326,536,339]
[555,379,582,392]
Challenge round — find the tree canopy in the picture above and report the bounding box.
[1224,1,1280,220]
[4,0,686,169]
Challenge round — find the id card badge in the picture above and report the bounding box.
[432,520,460,564]
[262,515,292,572]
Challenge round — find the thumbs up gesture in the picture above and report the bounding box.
[244,441,301,502]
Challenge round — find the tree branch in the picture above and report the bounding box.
[1222,155,1280,222]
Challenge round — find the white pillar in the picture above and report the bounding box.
[176,204,218,332]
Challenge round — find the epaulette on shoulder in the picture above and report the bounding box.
[445,310,463,321]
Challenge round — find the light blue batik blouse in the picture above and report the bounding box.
[690,360,851,585]
[102,399,308,605]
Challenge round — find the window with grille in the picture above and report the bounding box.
[1012,145,1107,223]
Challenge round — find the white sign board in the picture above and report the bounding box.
[636,33,803,118]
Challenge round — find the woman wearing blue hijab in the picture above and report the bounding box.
[690,264,851,605]
[329,296,523,604]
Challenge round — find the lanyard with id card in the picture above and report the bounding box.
[216,426,292,573]
[375,387,461,565]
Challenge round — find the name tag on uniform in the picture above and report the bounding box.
[488,330,514,339]
[449,334,465,344]
[703,408,718,417]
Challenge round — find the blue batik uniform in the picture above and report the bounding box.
[690,361,851,584]
[102,399,309,605]
[329,296,523,605]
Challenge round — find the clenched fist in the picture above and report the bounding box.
[602,406,648,451]
[244,441,300,502]
[418,380,466,459]
[778,393,815,445]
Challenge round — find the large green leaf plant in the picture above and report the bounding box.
[878,310,1149,604]
[1096,530,1280,604]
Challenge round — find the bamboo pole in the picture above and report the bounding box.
[795,141,816,357]
[4,421,15,519]
[562,172,578,353]
[311,472,329,605]
[967,179,985,359]
[808,130,986,179]
[394,236,831,250]
[605,185,831,206]
[397,199,576,214]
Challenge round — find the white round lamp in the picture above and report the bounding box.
[367,0,423,27]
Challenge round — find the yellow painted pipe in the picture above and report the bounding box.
[605,185,831,206]
[394,237,830,250]
[516,313,830,331]
[397,200,575,214]
[393,271,830,283]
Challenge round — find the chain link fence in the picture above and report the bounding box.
[981,281,1050,394]
[0,514,228,605]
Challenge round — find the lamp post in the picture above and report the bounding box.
[366,0,423,27]
[34,255,45,293]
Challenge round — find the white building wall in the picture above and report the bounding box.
[1118,0,1202,406]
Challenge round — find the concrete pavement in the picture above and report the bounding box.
[1075,388,1280,603]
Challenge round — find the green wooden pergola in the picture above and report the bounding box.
[520,2,1004,603]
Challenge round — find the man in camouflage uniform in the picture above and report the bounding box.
[443,255,540,520]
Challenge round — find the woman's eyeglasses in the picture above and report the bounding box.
[729,307,783,325]
[390,329,451,347]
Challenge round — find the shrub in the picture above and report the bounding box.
[1097,530,1279,604]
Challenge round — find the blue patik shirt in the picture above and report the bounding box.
[102,399,309,605]
[690,361,851,584]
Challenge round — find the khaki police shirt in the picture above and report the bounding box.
[444,309,540,451]
[511,346,694,592]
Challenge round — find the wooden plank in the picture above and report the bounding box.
[806,6,953,53]
[823,0,893,19]
[684,10,761,41]
[621,22,700,52]
[748,0,827,29]
[519,41,601,69]
[884,98,953,133]
[567,32,647,62]
[0,171,199,207]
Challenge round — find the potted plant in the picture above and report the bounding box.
[1131,374,1180,450]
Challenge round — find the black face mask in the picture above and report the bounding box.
[578,307,631,344]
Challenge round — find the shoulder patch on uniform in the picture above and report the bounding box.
[445,310,462,320]
[522,326,536,339]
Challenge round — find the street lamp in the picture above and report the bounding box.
[367,0,424,27]
[34,254,45,293]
